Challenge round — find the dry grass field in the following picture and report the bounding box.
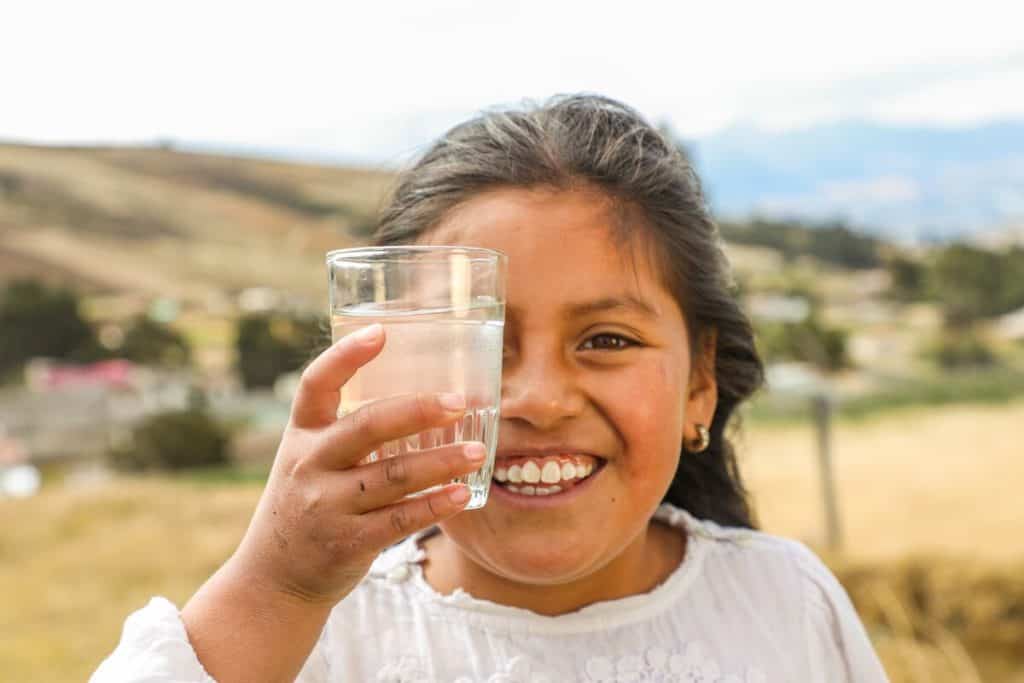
[2,401,1022,682]
[742,401,1024,565]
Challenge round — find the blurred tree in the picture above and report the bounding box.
[107,408,230,471]
[235,311,326,389]
[885,253,929,301]
[0,279,99,379]
[1002,245,1024,314]
[883,243,1024,322]
[756,316,849,372]
[922,331,999,370]
[719,218,882,269]
[930,244,1005,326]
[807,219,881,269]
[118,315,192,368]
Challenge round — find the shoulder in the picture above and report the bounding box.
[660,505,856,629]
[660,504,832,594]
[664,507,887,681]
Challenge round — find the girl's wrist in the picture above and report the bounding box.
[219,550,341,614]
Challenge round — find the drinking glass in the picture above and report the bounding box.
[327,246,506,509]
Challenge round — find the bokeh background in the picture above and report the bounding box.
[2,2,1023,681]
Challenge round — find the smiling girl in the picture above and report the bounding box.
[93,95,888,682]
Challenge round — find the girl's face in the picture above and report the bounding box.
[423,187,716,586]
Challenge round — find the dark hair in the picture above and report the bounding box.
[373,94,765,528]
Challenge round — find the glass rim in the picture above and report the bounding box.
[326,245,506,265]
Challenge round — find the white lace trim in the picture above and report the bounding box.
[373,641,767,683]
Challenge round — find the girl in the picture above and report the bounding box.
[93,95,888,682]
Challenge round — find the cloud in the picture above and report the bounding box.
[870,66,1024,125]
[821,176,921,204]
[2,0,1022,156]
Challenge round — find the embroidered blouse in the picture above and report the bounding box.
[91,504,889,682]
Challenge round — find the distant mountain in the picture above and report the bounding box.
[691,119,1024,242]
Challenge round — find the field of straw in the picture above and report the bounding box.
[3,400,1022,682]
[742,400,1024,682]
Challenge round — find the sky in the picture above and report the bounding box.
[3,0,1023,164]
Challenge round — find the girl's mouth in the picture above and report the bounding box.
[490,454,604,497]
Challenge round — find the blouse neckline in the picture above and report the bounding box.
[374,504,713,636]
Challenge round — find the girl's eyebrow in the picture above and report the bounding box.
[506,296,660,324]
[563,295,659,319]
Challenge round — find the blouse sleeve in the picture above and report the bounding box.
[90,597,329,683]
[791,543,891,682]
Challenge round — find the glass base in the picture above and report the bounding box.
[363,407,498,510]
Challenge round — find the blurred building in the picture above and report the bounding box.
[995,306,1024,342]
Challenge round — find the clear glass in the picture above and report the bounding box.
[327,246,507,509]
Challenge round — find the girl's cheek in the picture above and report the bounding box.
[610,359,686,472]
[625,358,686,426]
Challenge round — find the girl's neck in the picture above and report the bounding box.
[420,520,686,617]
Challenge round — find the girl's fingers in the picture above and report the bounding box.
[290,324,385,429]
[343,442,486,514]
[314,392,467,470]
[362,484,473,547]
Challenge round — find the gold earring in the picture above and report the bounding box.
[687,424,710,453]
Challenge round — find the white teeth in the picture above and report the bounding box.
[503,483,563,497]
[541,461,561,484]
[521,461,541,484]
[496,458,600,490]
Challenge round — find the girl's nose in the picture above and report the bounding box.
[500,351,585,431]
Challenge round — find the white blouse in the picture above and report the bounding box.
[91,505,889,682]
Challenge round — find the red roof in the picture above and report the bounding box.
[36,360,138,391]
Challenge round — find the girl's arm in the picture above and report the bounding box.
[90,587,330,683]
[178,557,334,683]
[92,325,482,682]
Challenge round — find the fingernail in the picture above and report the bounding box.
[448,485,471,506]
[438,393,465,413]
[351,324,383,344]
[464,443,486,464]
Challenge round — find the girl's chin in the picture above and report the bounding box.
[477,552,604,586]
[441,524,608,584]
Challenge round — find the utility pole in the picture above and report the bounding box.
[811,393,842,551]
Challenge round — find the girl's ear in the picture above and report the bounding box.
[685,328,718,430]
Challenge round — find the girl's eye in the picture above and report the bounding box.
[580,333,638,351]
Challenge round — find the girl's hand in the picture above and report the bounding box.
[232,323,482,605]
